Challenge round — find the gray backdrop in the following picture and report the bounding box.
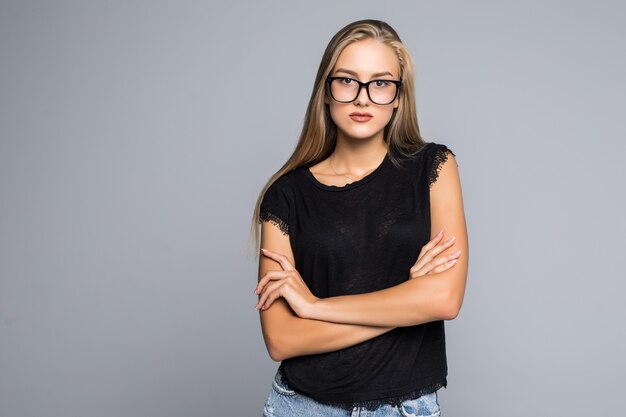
[1,1,625,416]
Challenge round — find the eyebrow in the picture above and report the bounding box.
[333,68,395,78]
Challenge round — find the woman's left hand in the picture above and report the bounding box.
[255,248,319,318]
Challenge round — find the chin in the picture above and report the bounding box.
[340,126,385,140]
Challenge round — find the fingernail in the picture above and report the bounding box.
[261,248,266,252]
[450,259,458,264]
[437,230,443,236]
[453,250,461,256]
[447,236,456,243]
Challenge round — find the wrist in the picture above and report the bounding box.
[302,297,322,320]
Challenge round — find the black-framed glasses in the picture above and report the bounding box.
[326,76,402,105]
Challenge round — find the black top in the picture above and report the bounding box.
[259,142,457,411]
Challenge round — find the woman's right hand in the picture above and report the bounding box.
[408,230,461,279]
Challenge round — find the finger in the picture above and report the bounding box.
[411,250,439,274]
[410,261,445,279]
[255,270,289,295]
[430,258,458,274]
[417,231,444,258]
[412,249,461,277]
[414,236,457,270]
[426,256,452,271]
[259,272,303,310]
[438,236,456,250]
[261,248,295,271]
[428,250,462,273]
[432,249,461,267]
[415,233,453,269]
[411,258,442,277]
[256,271,289,296]
[428,236,457,259]
[413,248,436,272]
[261,286,284,310]
[431,229,444,241]
[256,278,282,309]
[255,270,281,295]
[257,279,286,310]
[432,249,462,268]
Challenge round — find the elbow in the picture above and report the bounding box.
[264,332,291,362]
[268,347,286,362]
[440,291,463,321]
[441,304,460,321]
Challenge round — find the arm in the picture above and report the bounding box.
[258,220,395,362]
[304,153,468,327]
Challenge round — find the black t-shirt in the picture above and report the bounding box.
[259,142,457,410]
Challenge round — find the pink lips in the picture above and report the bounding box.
[349,112,373,122]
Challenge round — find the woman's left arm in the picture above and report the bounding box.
[312,153,468,327]
[258,153,468,327]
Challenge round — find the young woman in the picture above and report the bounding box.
[250,19,468,417]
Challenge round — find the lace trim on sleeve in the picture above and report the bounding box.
[259,208,289,236]
[428,146,456,190]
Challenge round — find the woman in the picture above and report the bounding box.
[250,19,468,417]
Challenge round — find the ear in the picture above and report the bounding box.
[393,97,399,109]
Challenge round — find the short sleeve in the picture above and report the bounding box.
[428,143,457,189]
[259,177,290,236]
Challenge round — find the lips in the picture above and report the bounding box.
[349,112,373,122]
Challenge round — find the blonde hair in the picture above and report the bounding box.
[247,19,428,258]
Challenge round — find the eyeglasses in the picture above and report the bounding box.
[326,76,402,105]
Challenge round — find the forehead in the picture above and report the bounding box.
[333,39,399,78]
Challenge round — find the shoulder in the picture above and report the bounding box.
[396,141,456,167]
[426,142,456,162]
[424,142,459,190]
[394,142,458,188]
[266,168,298,194]
[420,142,456,160]
[260,171,297,236]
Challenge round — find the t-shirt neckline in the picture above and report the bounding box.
[303,152,390,192]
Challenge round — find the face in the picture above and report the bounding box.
[324,39,401,143]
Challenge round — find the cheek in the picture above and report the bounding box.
[327,103,344,124]
[374,109,396,129]
[380,108,395,122]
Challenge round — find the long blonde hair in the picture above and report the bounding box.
[247,19,428,259]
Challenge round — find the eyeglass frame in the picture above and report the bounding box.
[326,76,403,105]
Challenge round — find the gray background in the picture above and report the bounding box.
[1,1,625,416]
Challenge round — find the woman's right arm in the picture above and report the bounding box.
[258,221,394,361]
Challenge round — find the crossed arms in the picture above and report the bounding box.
[256,153,468,361]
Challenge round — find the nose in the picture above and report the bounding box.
[353,84,370,106]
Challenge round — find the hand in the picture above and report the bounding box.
[255,248,320,318]
[409,230,461,279]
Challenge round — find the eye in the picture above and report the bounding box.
[340,77,354,85]
[373,80,390,87]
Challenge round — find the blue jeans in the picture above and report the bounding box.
[262,367,441,417]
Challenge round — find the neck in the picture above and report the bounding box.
[331,133,388,176]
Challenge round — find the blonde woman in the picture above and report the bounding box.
[251,19,468,417]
